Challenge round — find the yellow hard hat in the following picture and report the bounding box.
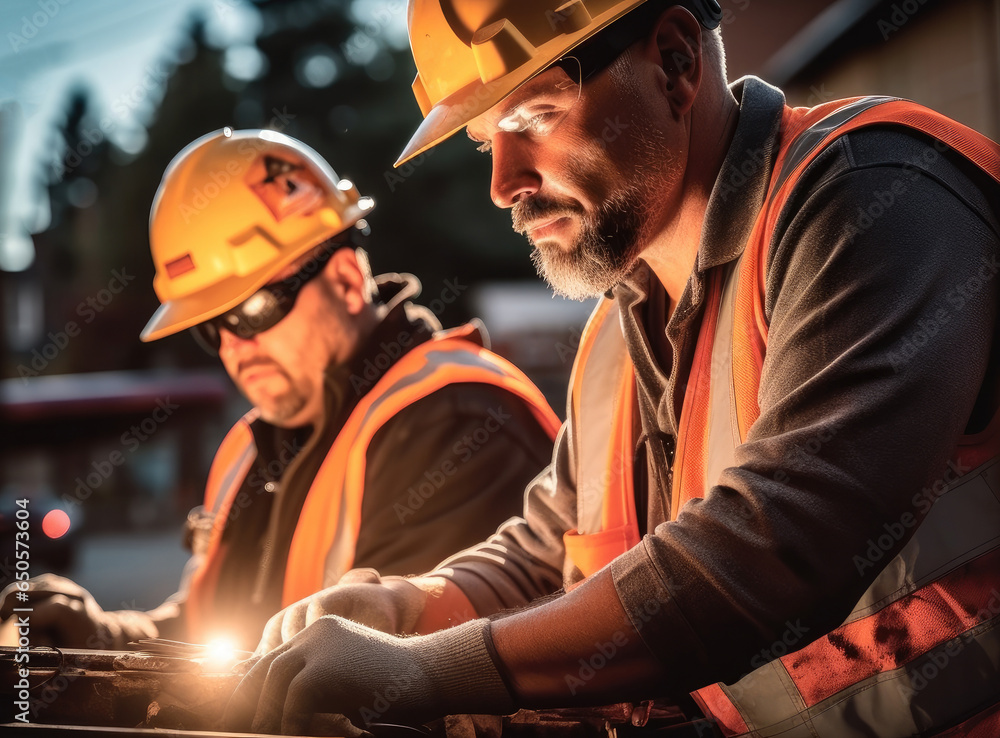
[141,128,374,342]
[396,0,721,166]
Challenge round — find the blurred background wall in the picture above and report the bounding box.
[0,0,996,607]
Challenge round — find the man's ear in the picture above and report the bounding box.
[322,247,370,316]
[637,5,703,118]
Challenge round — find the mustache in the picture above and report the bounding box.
[237,357,286,377]
[511,194,582,235]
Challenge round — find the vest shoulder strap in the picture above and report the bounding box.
[733,98,1000,441]
[282,331,561,604]
[203,409,258,511]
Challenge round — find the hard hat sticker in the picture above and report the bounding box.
[165,253,196,279]
[246,155,325,222]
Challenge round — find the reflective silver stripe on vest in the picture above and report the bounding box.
[773,97,898,194]
[715,455,1000,737]
[718,615,1000,738]
[320,343,518,584]
[575,301,630,535]
[211,434,257,514]
[850,457,1000,621]
[705,259,742,497]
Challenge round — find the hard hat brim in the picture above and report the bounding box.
[395,1,647,167]
[395,42,572,167]
[140,207,366,343]
[140,251,304,343]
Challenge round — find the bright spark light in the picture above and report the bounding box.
[204,637,236,663]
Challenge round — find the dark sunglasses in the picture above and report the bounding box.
[190,244,339,354]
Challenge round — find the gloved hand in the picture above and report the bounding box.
[225,616,515,735]
[256,569,429,656]
[0,573,158,649]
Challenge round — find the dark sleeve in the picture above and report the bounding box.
[352,382,555,578]
[611,130,1000,691]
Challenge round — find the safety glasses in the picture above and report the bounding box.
[471,1,694,153]
[471,57,582,154]
[190,244,338,354]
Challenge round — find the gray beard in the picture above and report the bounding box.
[516,185,644,301]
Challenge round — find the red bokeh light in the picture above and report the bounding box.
[42,509,71,539]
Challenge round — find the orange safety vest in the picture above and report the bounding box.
[186,326,561,641]
[565,98,1000,737]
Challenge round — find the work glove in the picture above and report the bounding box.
[256,568,428,655]
[225,616,515,735]
[0,573,158,649]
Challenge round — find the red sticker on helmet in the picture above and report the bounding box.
[246,154,324,222]
[166,254,196,278]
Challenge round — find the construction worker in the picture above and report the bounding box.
[226,2,1000,736]
[0,129,560,652]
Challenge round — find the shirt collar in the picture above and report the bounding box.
[698,76,786,272]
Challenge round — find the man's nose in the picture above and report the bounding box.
[218,327,257,356]
[490,134,542,209]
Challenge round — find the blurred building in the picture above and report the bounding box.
[721,0,999,138]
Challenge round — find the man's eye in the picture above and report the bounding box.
[525,112,559,134]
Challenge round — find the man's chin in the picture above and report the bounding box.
[244,390,308,427]
[534,265,613,301]
[258,403,309,428]
[531,247,622,302]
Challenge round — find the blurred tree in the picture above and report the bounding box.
[9,16,242,379]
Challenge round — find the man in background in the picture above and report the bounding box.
[1,129,559,650]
